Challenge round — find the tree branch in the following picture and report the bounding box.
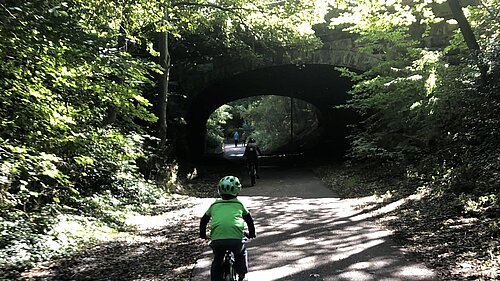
[0,3,17,19]
[447,0,488,83]
[172,1,258,13]
[0,2,26,26]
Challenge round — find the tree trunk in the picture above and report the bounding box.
[158,7,171,148]
[447,0,488,83]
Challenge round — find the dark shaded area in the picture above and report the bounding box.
[185,64,360,162]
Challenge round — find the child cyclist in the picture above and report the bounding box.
[199,176,256,281]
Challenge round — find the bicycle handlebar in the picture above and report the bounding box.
[202,232,254,240]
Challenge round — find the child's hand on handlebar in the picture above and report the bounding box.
[244,231,256,239]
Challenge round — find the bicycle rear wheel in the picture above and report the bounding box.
[229,262,237,281]
[249,163,256,186]
[222,251,237,281]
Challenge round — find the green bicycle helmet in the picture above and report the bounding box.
[218,176,242,196]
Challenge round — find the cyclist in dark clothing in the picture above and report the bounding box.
[243,138,262,179]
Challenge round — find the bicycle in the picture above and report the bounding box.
[222,249,238,281]
[221,233,250,281]
[248,161,256,186]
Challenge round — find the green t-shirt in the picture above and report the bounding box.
[206,198,249,240]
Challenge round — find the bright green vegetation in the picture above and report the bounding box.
[335,0,500,240]
[241,96,320,152]
[0,1,160,277]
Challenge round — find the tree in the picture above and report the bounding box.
[158,7,171,149]
[328,0,499,171]
[0,0,164,274]
[101,0,325,156]
[447,0,488,83]
[0,0,327,209]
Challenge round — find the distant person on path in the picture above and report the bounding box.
[233,131,239,147]
[241,132,247,146]
[243,138,262,179]
[199,176,256,281]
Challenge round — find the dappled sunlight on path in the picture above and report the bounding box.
[191,168,436,281]
[242,196,433,281]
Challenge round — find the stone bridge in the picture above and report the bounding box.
[168,29,374,161]
[169,2,466,161]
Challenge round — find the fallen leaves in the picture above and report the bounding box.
[20,197,206,281]
[315,163,500,281]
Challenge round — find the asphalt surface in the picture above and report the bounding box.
[191,145,437,281]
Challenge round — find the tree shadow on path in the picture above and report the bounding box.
[20,206,204,281]
[192,167,437,281]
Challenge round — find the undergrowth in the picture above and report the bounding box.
[0,177,172,280]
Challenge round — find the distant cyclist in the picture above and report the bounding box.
[243,138,262,179]
[199,176,256,281]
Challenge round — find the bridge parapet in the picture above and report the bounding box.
[177,36,374,98]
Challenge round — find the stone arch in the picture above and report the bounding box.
[185,63,361,160]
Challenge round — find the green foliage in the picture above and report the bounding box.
[0,0,166,276]
[0,0,159,203]
[460,194,499,214]
[207,95,321,153]
[206,105,232,151]
[240,95,319,151]
[243,96,291,151]
[332,4,500,263]
[1,0,325,275]
[0,207,119,278]
[168,0,323,67]
[334,0,499,182]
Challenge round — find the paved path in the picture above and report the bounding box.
[191,165,437,281]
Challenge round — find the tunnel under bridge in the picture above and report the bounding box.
[185,64,360,161]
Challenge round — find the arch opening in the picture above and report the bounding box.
[186,64,360,161]
[205,95,323,156]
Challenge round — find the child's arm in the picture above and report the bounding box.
[243,213,256,238]
[199,214,210,239]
